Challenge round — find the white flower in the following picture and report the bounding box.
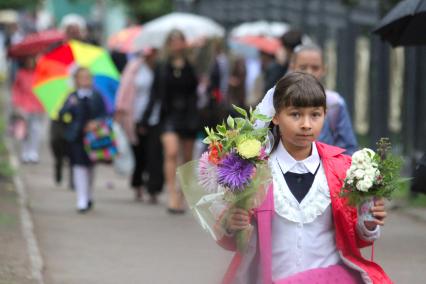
[352,148,376,166]
[354,169,365,180]
[356,179,373,192]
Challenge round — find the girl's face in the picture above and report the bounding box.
[272,105,325,152]
[290,50,325,81]
[75,69,92,89]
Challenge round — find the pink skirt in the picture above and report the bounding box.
[274,264,363,284]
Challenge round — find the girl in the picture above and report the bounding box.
[11,56,45,163]
[140,29,198,213]
[220,72,391,283]
[59,67,107,213]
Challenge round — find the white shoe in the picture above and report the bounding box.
[28,153,39,163]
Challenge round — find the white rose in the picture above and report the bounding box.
[363,179,373,190]
[363,148,376,158]
[354,169,365,179]
[363,175,374,186]
[352,151,365,164]
[356,179,372,192]
[365,167,379,180]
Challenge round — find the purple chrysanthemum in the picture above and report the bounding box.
[217,153,254,192]
[198,151,218,193]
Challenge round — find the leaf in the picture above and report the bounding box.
[227,116,235,129]
[253,113,272,122]
[202,137,211,144]
[204,126,211,136]
[216,124,227,135]
[232,104,247,118]
[235,117,246,128]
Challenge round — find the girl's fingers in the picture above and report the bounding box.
[371,206,385,212]
[373,219,385,226]
[373,211,387,219]
[374,199,385,206]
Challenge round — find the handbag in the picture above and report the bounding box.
[84,117,118,163]
[112,122,135,175]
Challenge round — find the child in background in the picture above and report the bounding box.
[220,72,391,284]
[59,67,106,213]
[11,56,45,163]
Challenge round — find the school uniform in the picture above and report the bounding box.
[59,89,107,210]
[218,142,392,284]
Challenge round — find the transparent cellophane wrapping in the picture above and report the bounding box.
[177,160,272,251]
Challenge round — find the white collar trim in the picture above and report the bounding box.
[276,141,320,174]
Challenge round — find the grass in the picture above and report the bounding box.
[0,85,14,181]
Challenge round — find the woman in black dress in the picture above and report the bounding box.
[140,29,198,213]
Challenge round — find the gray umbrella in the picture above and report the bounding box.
[373,0,426,47]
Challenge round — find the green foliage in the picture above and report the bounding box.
[112,0,173,22]
[202,105,272,158]
[0,0,41,10]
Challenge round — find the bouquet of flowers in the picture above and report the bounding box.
[177,105,272,252]
[340,138,404,221]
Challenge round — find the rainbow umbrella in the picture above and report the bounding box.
[33,40,120,119]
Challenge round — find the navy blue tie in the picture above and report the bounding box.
[278,162,320,203]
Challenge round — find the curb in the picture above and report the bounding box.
[6,139,45,284]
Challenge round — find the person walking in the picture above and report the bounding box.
[11,56,44,163]
[256,43,358,155]
[115,48,163,203]
[50,14,88,186]
[59,67,107,213]
[219,72,391,284]
[140,29,198,214]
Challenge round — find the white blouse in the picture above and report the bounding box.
[232,142,380,284]
[133,63,160,125]
[270,142,340,280]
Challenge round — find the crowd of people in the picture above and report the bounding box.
[2,12,361,215]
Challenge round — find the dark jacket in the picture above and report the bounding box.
[59,89,107,165]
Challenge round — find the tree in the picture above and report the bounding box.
[0,0,41,10]
[112,0,173,23]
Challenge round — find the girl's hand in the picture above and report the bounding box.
[225,208,252,234]
[85,120,98,132]
[364,198,387,230]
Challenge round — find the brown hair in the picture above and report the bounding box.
[273,71,326,113]
[73,66,91,80]
[271,72,326,152]
[165,29,186,46]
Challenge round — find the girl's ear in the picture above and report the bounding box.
[272,114,279,126]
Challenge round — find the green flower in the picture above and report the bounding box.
[237,139,261,159]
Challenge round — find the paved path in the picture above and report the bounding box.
[22,143,230,284]
[20,141,426,284]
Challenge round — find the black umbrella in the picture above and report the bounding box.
[373,0,426,47]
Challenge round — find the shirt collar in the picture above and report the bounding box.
[276,141,320,174]
[76,88,93,99]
